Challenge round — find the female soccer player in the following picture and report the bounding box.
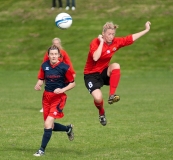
[42,38,76,77]
[84,21,151,126]
[40,37,76,112]
[34,45,75,156]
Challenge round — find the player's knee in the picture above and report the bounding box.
[112,63,120,69]
[94,97,103,103]
[92,90,103,103]
[44,121,53,129]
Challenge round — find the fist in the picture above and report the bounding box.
[145,21,151,31]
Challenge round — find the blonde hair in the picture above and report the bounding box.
[102,22,119,33]
[52,37,63,50]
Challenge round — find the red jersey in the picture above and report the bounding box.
[43,49,76,75]
[84,35,134,74]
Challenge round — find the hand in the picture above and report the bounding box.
[54,88,64,94]
[34,84,42,91]
[34,80,43,91]
[145,21,151,31]
[98,34,104,43]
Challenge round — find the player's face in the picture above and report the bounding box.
[53,40,60,48]
[49,49,60,64]
[103,29,115,44]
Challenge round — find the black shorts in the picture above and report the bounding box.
[84,67,110,94]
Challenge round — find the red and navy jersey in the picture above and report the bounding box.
[43,50,76,75]
[84,35,134,74]
[38,60,74,92]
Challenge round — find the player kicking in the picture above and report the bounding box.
[84,21,151,126]
[33,45,75,156]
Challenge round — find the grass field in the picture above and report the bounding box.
[0,70,173,160]
[0,0,173,159]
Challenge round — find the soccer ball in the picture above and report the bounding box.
[55,13,72,29]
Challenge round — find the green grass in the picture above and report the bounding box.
[0,70,173,160]
[0,0,173,159]
[0,0,173,71]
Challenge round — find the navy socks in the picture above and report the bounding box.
[53,122,68,132]
[40,128,52,151]
[40,123,69,151]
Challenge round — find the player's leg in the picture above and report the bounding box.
[91,89,107,126]
[107,63,121,104]
[72,0,75,6]
[50,93,74,141]
[92,89,104,115]
[84,73,106,126]
[51,0,56,10]
[65,0,70,10]
[33,116,54,156]
[52,123,74,140]
[34,91,52,156]
[58,0,63,8]
[84,74,105,124]
[71,0,75,10]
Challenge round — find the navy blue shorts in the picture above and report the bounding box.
[84,67,110,94]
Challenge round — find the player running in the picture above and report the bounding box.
[42,38,76,77]
[34,45,75,156]
[39,37,76,112]
[84,21,151,126]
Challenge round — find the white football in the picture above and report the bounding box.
[55,13,72,29]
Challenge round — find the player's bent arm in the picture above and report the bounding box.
[132,21,151,41]
[53,81,75,94]
[63,81,76,92]
[93,35,104,61]
[34,79,44,91]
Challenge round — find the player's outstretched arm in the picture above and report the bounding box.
[132,21,151,41]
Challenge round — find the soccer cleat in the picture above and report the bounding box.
[67,124,74,141]
[108,94,120,104]
[99,114,107,126]
[33,150,44,157]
